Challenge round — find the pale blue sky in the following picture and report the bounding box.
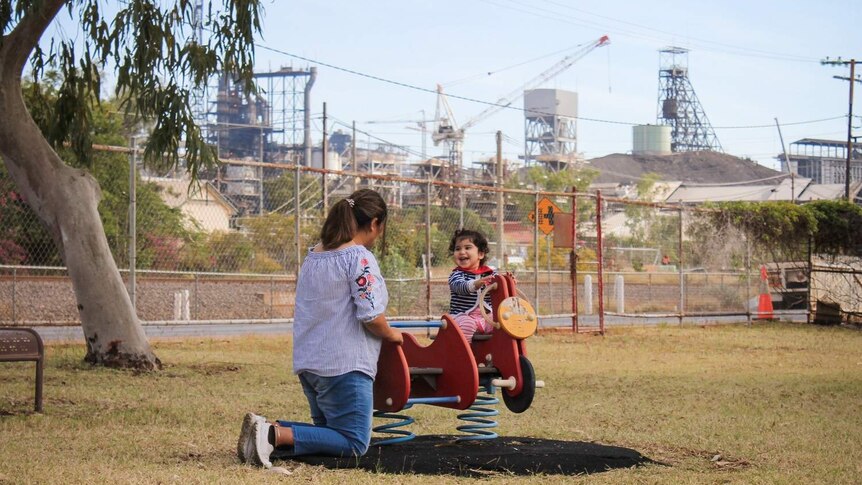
[43,1,860,172]
[253,0,861,171]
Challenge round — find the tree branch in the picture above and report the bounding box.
[1,0,66,76]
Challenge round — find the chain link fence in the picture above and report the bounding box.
[0,151,822,327]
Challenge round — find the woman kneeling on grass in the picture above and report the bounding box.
[237,189,403,468]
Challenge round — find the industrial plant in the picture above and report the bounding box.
[180,35,860,223]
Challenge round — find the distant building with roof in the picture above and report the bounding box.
[662,178,862,204]
[581,178,862,242]
[781,138,862,186]
[144,176,238,232]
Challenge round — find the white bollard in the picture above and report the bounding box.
[182,289,190,321]
[584,275,593,315]
[615,274,625,314]
[173,291,182,321]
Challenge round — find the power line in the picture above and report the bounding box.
[485,0,817,63]
[257,44,636,127]
[713,115,846,130]
[257,44,842,132]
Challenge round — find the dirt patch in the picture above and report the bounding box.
[274,435,654,477]
[187,362,242,376]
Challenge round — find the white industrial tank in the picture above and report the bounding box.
[633,125,671,156]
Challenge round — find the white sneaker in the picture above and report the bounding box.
[237,413,266,463]
[250,420,274,468]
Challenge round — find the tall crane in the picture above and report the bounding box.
[432,35,610,173]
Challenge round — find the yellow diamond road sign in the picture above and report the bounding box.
[528,197,562,235]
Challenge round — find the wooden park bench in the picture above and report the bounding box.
[0,327,44,412]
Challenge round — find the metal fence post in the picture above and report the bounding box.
[533,191,540,316]
[745,235,752,326]
[425,180,432,320]
[571,189,579,332]
[12,267,16,324]
[678,204,684,326]
[459,190,465,230]
[129,136,137,311]
[807,236,812,325]
[322,170,329,217]
[295,163,302,276]
[596,190,605,335]
[547,235,553,314]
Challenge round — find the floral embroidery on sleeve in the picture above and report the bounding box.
[355,258,376,309]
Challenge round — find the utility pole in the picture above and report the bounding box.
[821,57,860,200]
[303,67,317,167]
[351,121,357,193]
[420,109,428,163]
[322,102,328,214]
[496,131,504,269]
[259,118,264,215]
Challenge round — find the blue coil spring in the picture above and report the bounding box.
[372,405,416,446]
[455,386,499,441]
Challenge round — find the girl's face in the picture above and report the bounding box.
[453,237,484,271]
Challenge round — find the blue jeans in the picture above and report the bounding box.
[276,371,373,457]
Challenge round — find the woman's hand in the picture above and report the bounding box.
[385,329,404,345]
[365,314,403,345]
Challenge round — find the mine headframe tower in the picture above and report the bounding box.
[657,47,722,153]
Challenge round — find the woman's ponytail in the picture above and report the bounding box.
[319,189,387,250]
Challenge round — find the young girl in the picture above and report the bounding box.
[448,229,497,342]
[238,189,403,468]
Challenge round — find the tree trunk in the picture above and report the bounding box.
[0,1,161,370]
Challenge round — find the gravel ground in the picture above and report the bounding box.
[1,275,751,325]
[0,276,297,324]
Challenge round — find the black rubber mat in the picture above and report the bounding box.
[274,435,653,477]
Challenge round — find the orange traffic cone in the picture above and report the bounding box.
[756,265,774,320]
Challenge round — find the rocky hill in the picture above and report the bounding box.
[587,151,783,185]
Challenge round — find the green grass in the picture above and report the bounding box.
[1,323,861,484]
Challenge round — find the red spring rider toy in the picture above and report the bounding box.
[372,273,542,443]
